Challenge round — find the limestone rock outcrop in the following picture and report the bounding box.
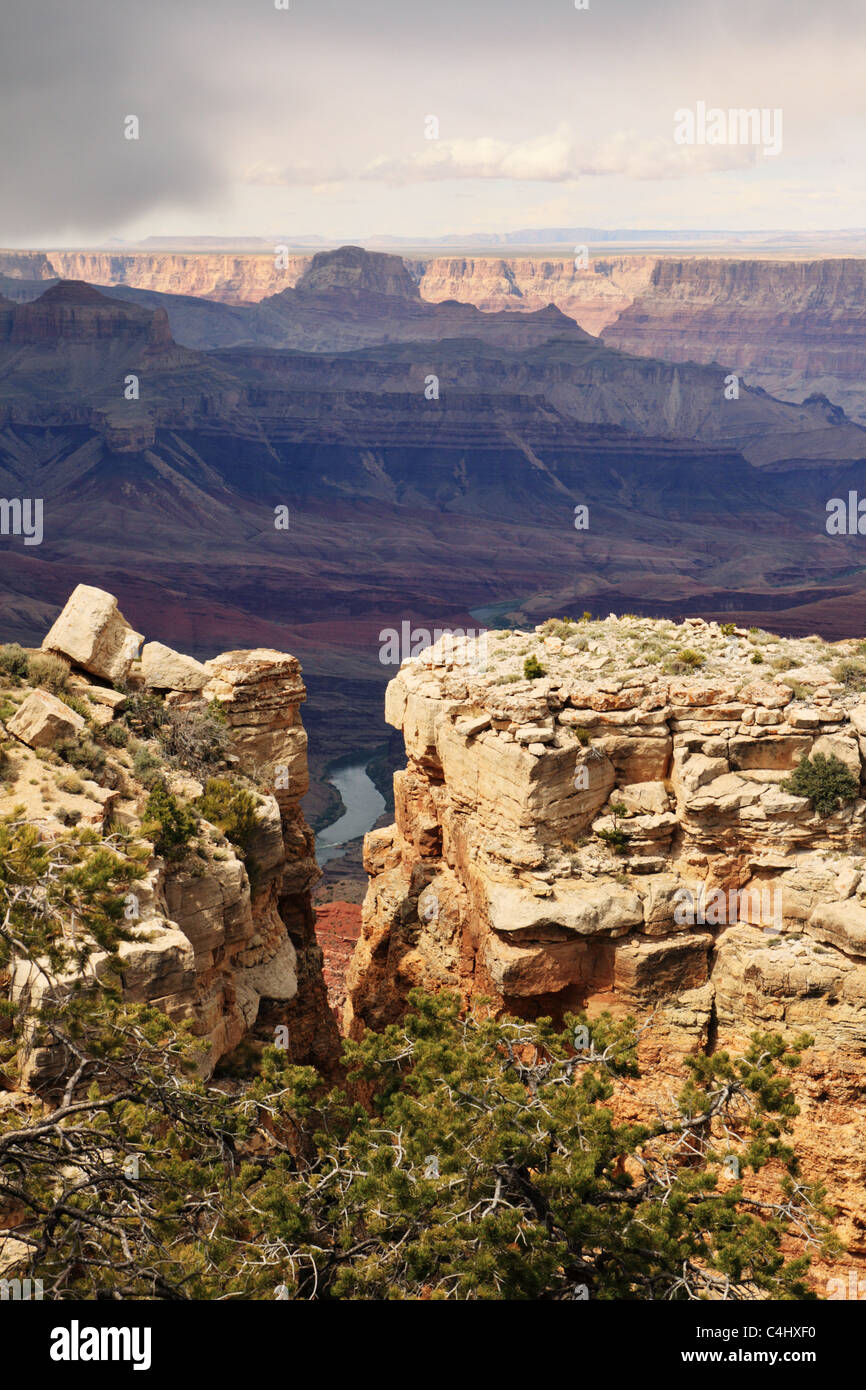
[603,257,866,424]
[3,587,337,1079]
[346,615,866,1253]
[42,584,144,683]
[415,255,656,336]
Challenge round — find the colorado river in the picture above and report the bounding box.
[316,760,386,866]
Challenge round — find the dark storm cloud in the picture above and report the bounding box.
[0,0,235,239]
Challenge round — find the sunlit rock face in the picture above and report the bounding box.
[347,615,866,1256]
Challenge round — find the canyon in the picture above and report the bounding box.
[3,246,865,420]
[4,255,866,834]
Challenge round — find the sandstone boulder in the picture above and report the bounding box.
[141,640,208,691]
[6,688,85,749]
[486,878,643,937]
[596,733,671,781]
[613,931,712,999]
[810,734,861,781]
[482,932,588,995]
[808,900,866,959]
[42,584,143,682]
[618,780,670,815]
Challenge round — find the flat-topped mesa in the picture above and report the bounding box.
[3,280,174,348]
[6,584,335,1077]
[347,613,866,1047]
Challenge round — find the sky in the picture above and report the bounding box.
[2,0,865,245]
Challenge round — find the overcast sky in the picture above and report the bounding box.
[2,0,865,244]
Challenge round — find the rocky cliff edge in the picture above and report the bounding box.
[0,584,337,1080]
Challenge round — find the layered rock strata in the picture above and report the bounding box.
[346,616,866,1256]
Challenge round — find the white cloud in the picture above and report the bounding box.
[239,124,758,190]
[345,126,757,186]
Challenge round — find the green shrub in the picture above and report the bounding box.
[782,754,859,817]
[595,801,630,854]
[751,652,764,665]
[58,692,89,718]
[142,784,198,860]
[596,827,630,854]
[122,689,166,736]
[523,655,545,680]
[783,680,810,701]
[574,727,591,746]
[720,623,736,637]
[159,702,229,776]
[832,658,866,691]
[195,778,259,854]
[27,653,69,693]
[132,744,163,787]
[56,735,106,779]
[104,723,128,748]
[0,643,30,680]
[540,618,574,640]
[663,648,705,675]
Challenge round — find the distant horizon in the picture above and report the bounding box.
[6,226,866,257]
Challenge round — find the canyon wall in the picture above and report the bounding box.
[412,255,655,335]
[0,250,309,304]
[346,617,866,1260]
[3,249,865,418]
[604,257,866,421]
[0,248,653,334]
